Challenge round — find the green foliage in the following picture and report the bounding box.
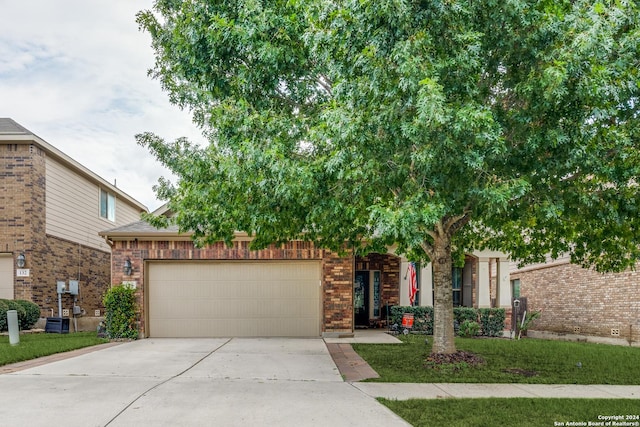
[13,300,40,330]
[3,300,26,331]
[0,299,40,331]
[0,299,8,331]
[381,398,640,427]
[389,306,433,334]
[0,299,39,331]
[0,332,108,367]
[391,306,505,337]
[137,0,640,353]
[520,310,542,336]
[454,307,478,324]
[478,308,507,337]
[137,0,640,270]
[103,285,139,340]
[458,320,481,338]
[354,334,640,384]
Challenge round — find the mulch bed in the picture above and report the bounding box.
[424,351,485,370]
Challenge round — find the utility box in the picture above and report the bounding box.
[45,317,70,334]
[68,280,79,295]
[57,281,66,294]
[7,310,19,346]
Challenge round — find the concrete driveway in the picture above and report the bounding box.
[0,338,409,427]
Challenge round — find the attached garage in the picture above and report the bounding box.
[147,260,321,338]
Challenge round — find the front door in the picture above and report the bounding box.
[354,271,369,327]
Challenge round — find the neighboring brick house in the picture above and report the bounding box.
[0,118,147,329]
[100,205,512,338]
[510,256,640,345]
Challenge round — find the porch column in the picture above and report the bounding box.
[420,262,433,306]
[477,257,491,308]
[400,260,410,306]
[496,258,512,307]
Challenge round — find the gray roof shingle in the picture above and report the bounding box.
[0,118,32,135]
[101,220,180,233]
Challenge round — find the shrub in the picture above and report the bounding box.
[478,308,506,337]
[390,306,433,334]
[458,320,481,337]
[0,299,9,331]
[518,310,541,339]
[390,306,507,337]
[4,300,26,330]
[14,300,41,329]
[103,285,139,339]
[454,307,478,324]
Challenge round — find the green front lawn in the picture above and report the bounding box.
[380,398,640,427]
[0,332,108,367]
[354,335,640,384]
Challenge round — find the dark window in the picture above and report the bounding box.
[452,267,462,306]
[100,189,116,221]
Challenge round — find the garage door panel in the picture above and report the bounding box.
[148,261,320,337]
[0,255,14,299]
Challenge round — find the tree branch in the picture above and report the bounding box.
[443,209,472,236]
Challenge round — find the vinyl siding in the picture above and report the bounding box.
[45,157,143,251]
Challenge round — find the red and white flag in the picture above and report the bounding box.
[408,262,418,306]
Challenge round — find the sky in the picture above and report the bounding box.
[0,1,205,211]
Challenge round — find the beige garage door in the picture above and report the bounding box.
[148,261,321,337]
[0,255,14,299]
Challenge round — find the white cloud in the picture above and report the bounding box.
[0,0,205,210]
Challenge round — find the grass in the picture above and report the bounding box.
[0,332,109,366]
[353,334,640,384]
[380,398,640,427]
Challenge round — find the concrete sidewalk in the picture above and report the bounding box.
[328,330,640,400]
[3,330,639,406]
[353,382,640,400]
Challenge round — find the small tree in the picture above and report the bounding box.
[519,310,542,340]
[103,285,138,340]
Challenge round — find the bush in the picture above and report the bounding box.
[478,308,506,337]
[390,306,507,337]
[14,300,41,329]
[454,307,478,324]
[390,306,433,334]
[103,285,139,339]
[4,300,26,330]
[0,299,9,331]
[458,320,481,337]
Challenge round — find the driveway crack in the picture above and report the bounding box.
[103,338,232,426]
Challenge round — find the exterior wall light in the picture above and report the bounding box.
[16,253,26,269]
[123,257,133,276]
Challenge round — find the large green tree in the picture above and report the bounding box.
[137,0,640,354]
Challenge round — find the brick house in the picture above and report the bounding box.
[400,250,512,313]
[510,256,640,345]
[0,118,147,329]
[100,205,512,338]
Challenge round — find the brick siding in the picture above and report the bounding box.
[355,253,401,310]
[512,261,640,343]
[1,143,110,322]
[111,239,360,335]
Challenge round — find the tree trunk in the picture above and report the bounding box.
[430,231,456,355]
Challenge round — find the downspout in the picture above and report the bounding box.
[103,236,115,289]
